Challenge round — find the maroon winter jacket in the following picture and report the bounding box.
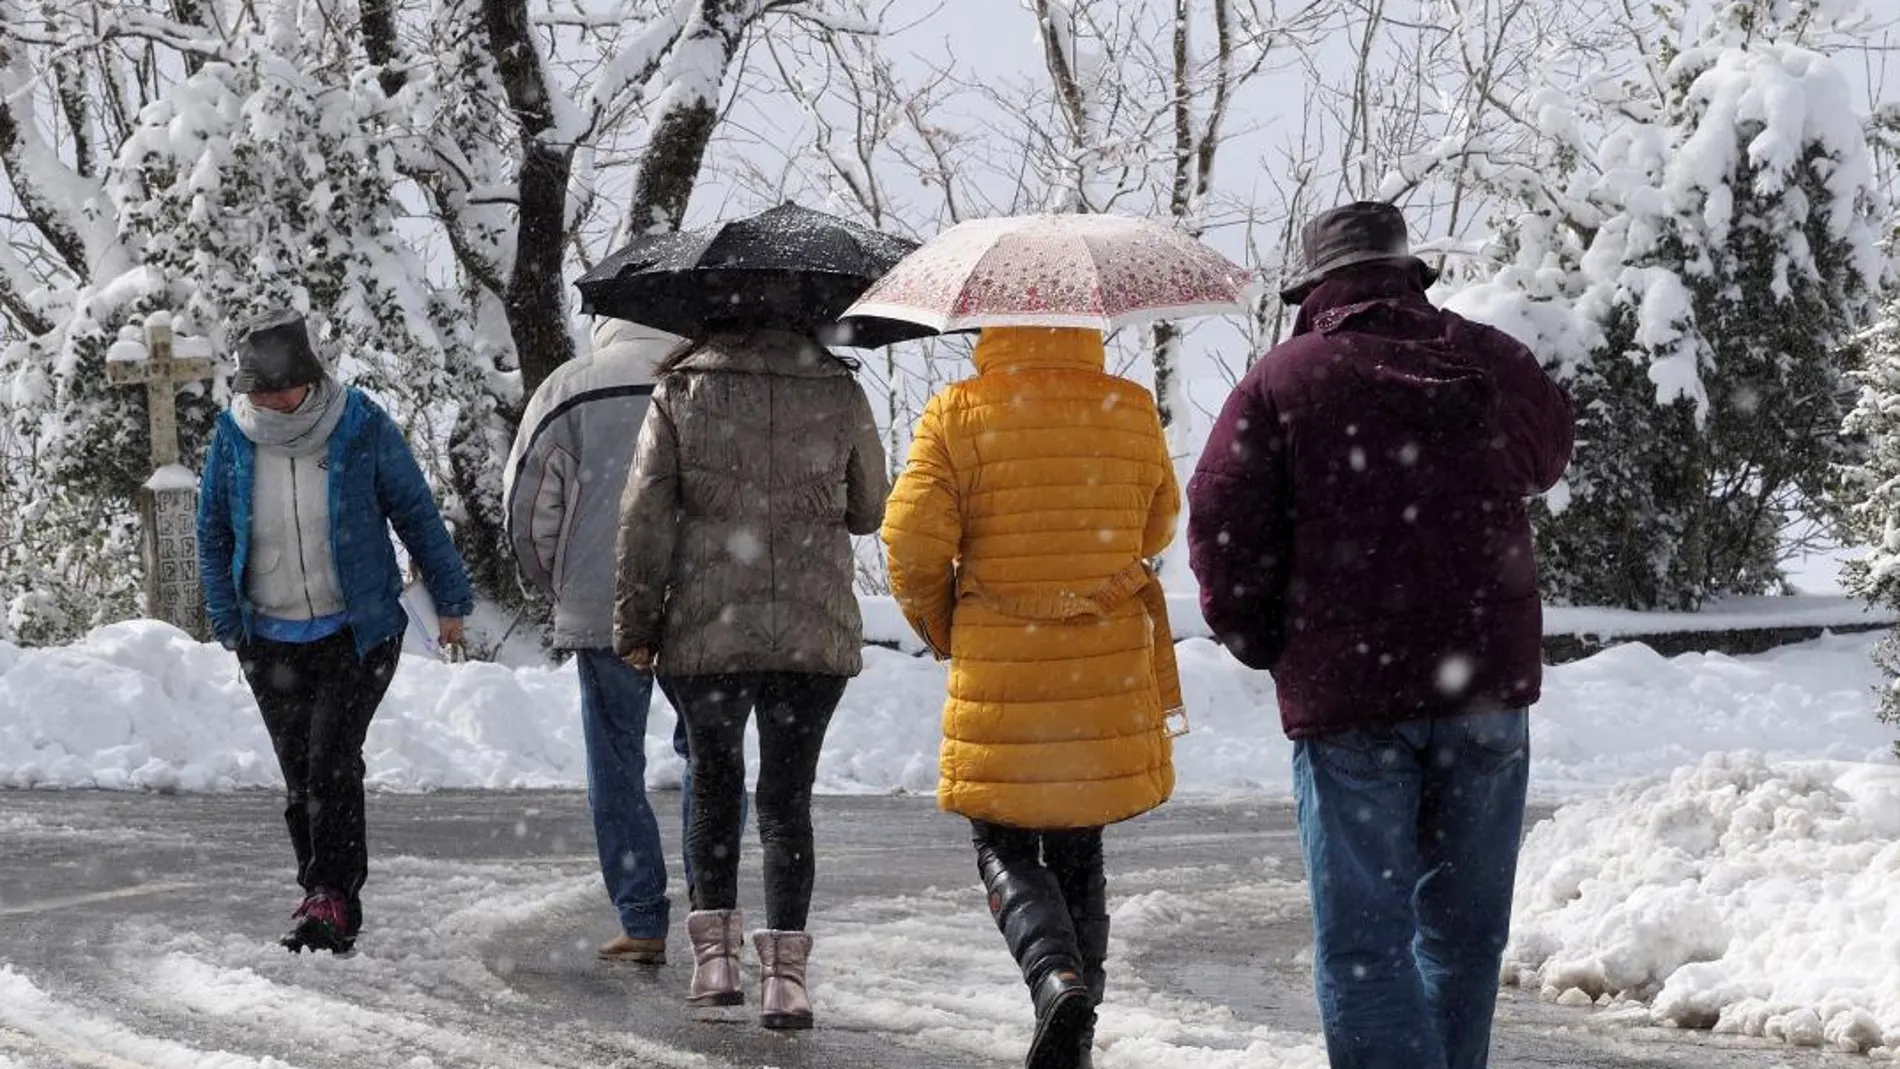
[1187,266,1573,739]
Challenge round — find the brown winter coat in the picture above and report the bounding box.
[612,330,888,677]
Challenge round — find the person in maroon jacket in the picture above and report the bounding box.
[1188,202,1573,1069]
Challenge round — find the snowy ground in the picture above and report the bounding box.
[3,621,1898,1061]
[2,621,1893,798]
[0,791,1860,1069]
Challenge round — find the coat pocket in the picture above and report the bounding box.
[249,545,284,576]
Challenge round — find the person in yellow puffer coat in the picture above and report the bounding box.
[883,326,1180,1069]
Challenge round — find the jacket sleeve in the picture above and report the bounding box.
[1489,332,1576,495]
[1187,377,1292,671]
[613,386,680,657]
[881,393,960,659]
[1143,403,1181,558]
[196,424,242,648]
[374,409,476,618]
[503,430,573,602]
[845,384,890,537]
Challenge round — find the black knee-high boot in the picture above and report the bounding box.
[975,824,1094,1069]
[1046,826,1109,1067]
[1070,914,1108,1067]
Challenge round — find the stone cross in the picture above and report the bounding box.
[107,317,215,640]
[107,318,214,468]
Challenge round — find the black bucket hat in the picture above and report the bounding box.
[1280,201,1439,305]
[230,307,325,393]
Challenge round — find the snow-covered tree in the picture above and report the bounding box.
[1447,1,1887,609]
[0,0,871,644]
[1839,300,1900,743]
[0,3,463,639]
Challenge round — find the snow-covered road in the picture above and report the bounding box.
[0,790,1849,1068]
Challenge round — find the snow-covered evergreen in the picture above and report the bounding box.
[1839,306,1900,741]
[1450,3,1887,609]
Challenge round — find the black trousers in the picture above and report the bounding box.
[972,821,1110,1000]
[239,630,400,931]
[665,672,847,931]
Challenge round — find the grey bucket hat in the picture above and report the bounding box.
[230,307,325,393]
[1279,201,1439,305]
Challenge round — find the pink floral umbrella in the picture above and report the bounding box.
[841,213,1258,334]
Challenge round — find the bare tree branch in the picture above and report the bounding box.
[52,54,92,180]
[0,44,91,274]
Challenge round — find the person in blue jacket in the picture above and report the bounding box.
[198,307,473,955]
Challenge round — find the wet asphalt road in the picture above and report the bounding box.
[0,790,1841,1068]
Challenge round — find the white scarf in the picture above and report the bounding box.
[231,375,347,458]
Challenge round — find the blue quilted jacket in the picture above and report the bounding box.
[197,387,474,657]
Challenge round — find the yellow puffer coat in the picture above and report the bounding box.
[883,327,1180,830]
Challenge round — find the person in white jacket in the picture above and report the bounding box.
[504,318,697,963]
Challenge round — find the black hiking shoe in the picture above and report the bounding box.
[281,890,355,955]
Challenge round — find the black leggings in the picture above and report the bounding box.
[240,630,400,932]
[666,672,847,930]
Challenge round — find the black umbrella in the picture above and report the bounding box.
[576,203,936,348]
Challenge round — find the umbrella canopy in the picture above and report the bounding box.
[575,203,931,348]
[841,213,1258,335]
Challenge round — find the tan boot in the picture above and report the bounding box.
[686,909,744,1006]
[597,934,666,964]
[753,929,814,1030]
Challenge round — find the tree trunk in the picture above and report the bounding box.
[624,0,751,235]
[449,405,518,611]
[507,143,576,398]
[1151,318,1185,445]
[480,0,576,399]
[627,101,720,234]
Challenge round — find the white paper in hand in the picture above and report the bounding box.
[400,580,442,659]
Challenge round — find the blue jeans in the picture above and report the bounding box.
[1292,707,1530,1069]
[575,649,692,940]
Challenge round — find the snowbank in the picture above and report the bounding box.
[1506,754,1900,1056]
[1,619,1893,799]
[1543,595,1893,637]
[861,593,1893,647]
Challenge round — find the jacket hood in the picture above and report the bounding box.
[590,317,686,368]
[666,329,852,378]
[1290,262,1427,336]
[972,327,1106,376]
[1289,264,1497,433]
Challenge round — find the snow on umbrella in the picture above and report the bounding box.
[840,213,1258,335]
[575,203,932,348]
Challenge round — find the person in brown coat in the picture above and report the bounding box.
[613,327,887,1029]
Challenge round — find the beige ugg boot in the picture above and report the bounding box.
[752,929,814,1030]
[685,909,744,1006]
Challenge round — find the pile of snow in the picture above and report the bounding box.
[1506,753,1900,1056]
[1543,594,1892,637]
[1,619,1893,798]
[865,593,1894,647]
